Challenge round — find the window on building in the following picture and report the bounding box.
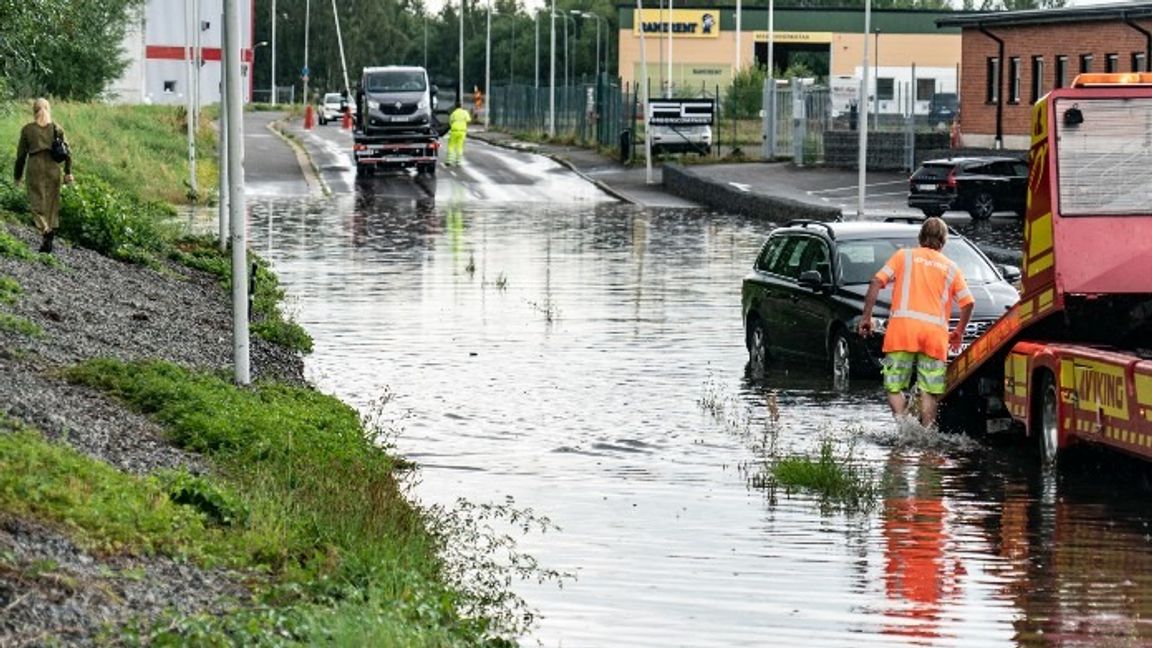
[1031,56,1045,103]
[1080,53,1094,73]
[916,78,936,102]
[986,57,1000,103]
[1133,52,1147,72]
[1105,53,1119,73]
[163,81,177,93]
[1055,56,1068,89]
[1009,57,1021,104]
[877,77,894,101]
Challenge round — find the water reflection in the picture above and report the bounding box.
[247,193,1152,647]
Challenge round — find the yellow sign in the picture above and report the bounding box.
[753,31,833,44]
[634,9,720,38]
[1069,359,1130,420]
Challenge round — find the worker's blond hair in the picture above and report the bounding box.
[919,216,947,250]
[32,98,52,127]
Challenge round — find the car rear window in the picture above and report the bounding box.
[912,164,953,181]
[836,238,998,285]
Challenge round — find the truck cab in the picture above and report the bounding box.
[356,66,436,136]
[942,73,1152,466]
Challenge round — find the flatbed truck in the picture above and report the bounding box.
[352,127,440,177]
[942,73,1152,466]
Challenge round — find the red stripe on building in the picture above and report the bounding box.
[146,45,253,63]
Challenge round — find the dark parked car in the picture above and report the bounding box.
[741,219,1021,385]
[907,156,1029,221]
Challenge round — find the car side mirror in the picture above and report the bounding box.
[999,264,1022,283]
[798,270,825,291]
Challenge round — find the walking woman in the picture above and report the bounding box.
[14,98,73,253]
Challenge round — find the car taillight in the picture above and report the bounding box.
[945,168,957,189]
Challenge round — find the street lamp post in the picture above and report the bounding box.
[485,0,491,127]
[549,0,555,136]
[856,0,871,220]
[573,10,604,83]
[459,0,464,103]
[873,28,880,131]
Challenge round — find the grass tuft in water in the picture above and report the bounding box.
[760,436,878,511]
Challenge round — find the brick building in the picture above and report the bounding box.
[939,3,1152,150]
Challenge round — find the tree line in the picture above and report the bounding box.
[0,0,1064,103]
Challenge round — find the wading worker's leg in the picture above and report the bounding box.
[914,354,947,427]
[882,351,914,418]
[447,131,463,165]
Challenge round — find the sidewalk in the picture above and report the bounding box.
[469,129,698,209]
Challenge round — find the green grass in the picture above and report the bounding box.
[0,102,217,206]
[49,360,518,644]
[0,312,41,337]
[0,276,22,304]
[767,437,877,511]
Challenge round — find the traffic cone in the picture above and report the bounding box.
[341,108,352,130]
[304,104,314,130]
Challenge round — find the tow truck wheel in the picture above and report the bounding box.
[1035,371,1060,466]
[969,192,995,221]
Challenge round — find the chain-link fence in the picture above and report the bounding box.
[491,75,630,149]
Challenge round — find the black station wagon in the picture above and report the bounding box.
[741,219,1022,386]
[907,156,1029,221]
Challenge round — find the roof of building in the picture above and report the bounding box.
[937,1,1152,28]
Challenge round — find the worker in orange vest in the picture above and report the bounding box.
[858,217,975,427]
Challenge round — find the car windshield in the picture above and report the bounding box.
[836,237,999,285]
[324,93,342,103]
[364,71,426,93]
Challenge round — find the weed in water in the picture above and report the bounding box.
[465,253,476,275]
[762,436,878,512]
[495,272,507,290]
[527,297,558,322]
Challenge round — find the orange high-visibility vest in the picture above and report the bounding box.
[873,247,974,361]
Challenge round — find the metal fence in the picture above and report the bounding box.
[491,75,630,149]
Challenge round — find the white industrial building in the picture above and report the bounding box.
[108,0,255,104]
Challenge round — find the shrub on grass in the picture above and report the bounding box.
[58,176,179,262]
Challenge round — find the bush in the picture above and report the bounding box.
[726,66,768,119]
[58,176,178,261]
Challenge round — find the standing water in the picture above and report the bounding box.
[246,183,1152,647]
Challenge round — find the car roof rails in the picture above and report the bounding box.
[883,215,959,235]
[784,219,836,239]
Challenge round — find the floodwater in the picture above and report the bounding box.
[243,157,1152,647]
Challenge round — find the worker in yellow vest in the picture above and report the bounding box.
[445,100,472,167]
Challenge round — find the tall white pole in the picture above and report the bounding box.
[857,0,871,220]
[219,6,229,251]
[193,0,201,126]
[595,17,601,83]
[637,0,652,184]
[535,12,540,89]
[459,0,465,101]
[485,0,491,127]
[184,0,197,197]
[271,0,277,104]
[549,0,556,136]
[666,0,673,97]
[735,0,741,76]
[303,0,310,107]
[764,0,776,159]
[224,0,249,385]
[563,15,569,90]
[330,0,351,95]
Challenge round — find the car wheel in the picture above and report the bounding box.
[969,192,995,221]
[747,319,769,373]
[830,328,852,389]
[1035,371,1060,467]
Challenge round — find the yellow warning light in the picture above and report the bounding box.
[1071,72,1152,87]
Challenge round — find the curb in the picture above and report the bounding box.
[267,120,329,197]
[662,164,842,222]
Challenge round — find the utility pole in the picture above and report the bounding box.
[224,0,249,385]
[459,0,465,102]
[735,0,741,77]
[485,0,491,127]
[549,0,556,136]
[303,0,310,108]
[218,5,228,251]
[638,0,652,184]
[666,0,673,97]
[331,0,350,96]
[857,0,871,220]
[184,0,197,198]
[535,11,539,89]
[271,0,277,104]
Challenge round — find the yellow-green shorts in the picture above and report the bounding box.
[882,351,947,395]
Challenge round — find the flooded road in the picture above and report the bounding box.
[243,128,1152,646]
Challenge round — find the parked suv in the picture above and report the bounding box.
[356,66,435,135]
[907,156,1029,221]
[741,219,1021,385]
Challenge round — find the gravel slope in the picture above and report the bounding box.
[0,221,307,645]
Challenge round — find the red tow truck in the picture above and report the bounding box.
[942,73,1152,465]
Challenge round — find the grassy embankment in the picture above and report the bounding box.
[0,102,528,643]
